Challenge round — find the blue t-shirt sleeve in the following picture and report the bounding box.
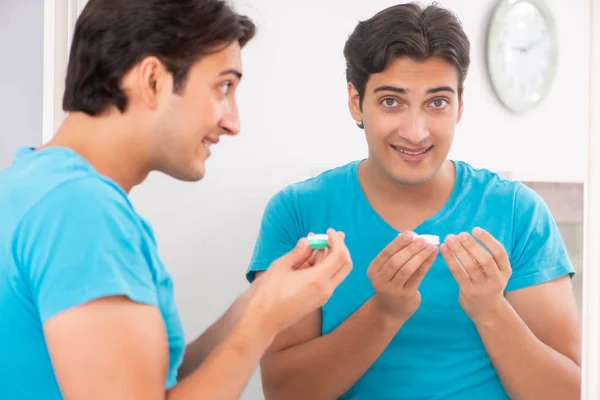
[15,178,158,323]
[505,183,575,292]
[246,187,303,283]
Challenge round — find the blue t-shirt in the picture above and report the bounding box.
[0,147,185,399]
[247,160,575,400]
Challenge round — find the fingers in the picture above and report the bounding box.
[295,233,322,270]
[273,237,312,270]
[472,228,511,273]
[377,236,428,282]
[368,232,417,275]
[300,229,352,303]
[330,252,353,288]
[440,243,471,287]
[403,245,439,291]
[298,229,351,292]
[457,232,501,279]
[301,247,328,270]
[444,234,486,282]
[296,249,319,270]
[320,229,352,278]
[316,248,328,263]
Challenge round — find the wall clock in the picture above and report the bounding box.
[486,0,558,113]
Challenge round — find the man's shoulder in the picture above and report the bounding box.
[274,161,359,203]
[456,160,543,213]
[457,160,523,195]
[2,148,129,211]
[1,165,135,234]
[44,176,132,209]
[32,178,139,234]
[12,175,149,267]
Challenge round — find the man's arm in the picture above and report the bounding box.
[168,303,276,399]
[177,292,251,379]
[442,229,581,400]
[178,242,329,379]
[44,297,168,400]
[45,295,275,400]
[259,234,438,400]
[45,230,352,400]
[477,276,581,400]
[260,295,405,400]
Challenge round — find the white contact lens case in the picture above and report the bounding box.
[399,233,440,246]
[418,234,440,246]
[307,234,329,249]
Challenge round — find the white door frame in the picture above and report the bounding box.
[42,1,600,398]
[582,0,600,398]
[42,0,78,143]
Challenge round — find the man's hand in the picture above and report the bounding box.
[368,232,438,320]
[245,228,352,338]
[440,227,512,323]
[294,232,330,270]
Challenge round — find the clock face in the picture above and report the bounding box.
[486,0,557,113]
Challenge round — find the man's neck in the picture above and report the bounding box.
[358,158,456,231]
[41,111,151,193]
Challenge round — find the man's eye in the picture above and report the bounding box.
[431,99,449,108]
[219,82,232,95]
[381,98,399,107]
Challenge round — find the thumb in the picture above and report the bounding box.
[273,238,312,270]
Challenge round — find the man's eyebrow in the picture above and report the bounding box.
[374,85,406,94]
[426,86,455,94]
[373,85,456,94]
[220,69,242,80]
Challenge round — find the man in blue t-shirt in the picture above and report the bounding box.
[0,1,352,399]
[247,3,581,399]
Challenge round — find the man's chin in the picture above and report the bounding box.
[182,168,206,182]
[390,164,442,186]
[160,164,206,182]
[394,175,432,186]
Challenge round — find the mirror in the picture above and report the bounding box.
[129,0,594,398]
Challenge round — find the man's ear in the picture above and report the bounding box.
[137,56,170,110]
[347,82,363,128]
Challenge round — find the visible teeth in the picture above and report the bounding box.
[392,145,428,155]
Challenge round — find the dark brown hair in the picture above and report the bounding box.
[63,0,256,116]
[344,2,470,108]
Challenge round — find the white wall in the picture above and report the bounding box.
[127,1,590,399]
[444,0,589,183]
[0,0,44,168]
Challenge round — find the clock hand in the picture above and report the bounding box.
[512,45,528,53]
[525,36,546,51]
[511,37,546,54]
